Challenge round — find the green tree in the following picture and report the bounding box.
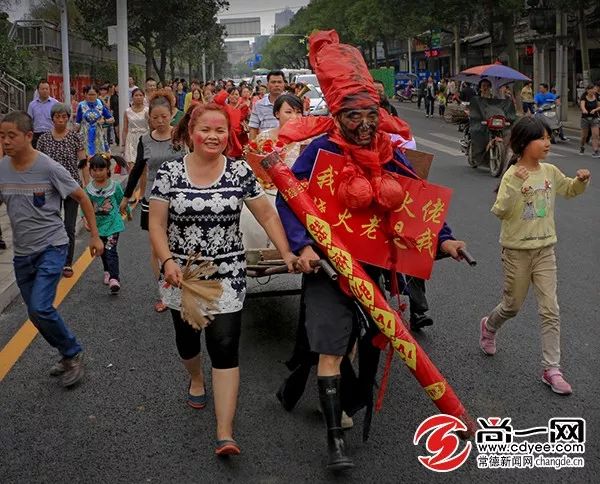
[0,12,46,87]
[74,0,227,83]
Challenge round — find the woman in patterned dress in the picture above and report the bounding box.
[121,88,149,168]
[148,102,296,456]
[74,85,114,158]
[37,103,86,278]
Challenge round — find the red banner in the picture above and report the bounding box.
[260,150,475,436]
[47,74,92,102]
[307,149,452,279]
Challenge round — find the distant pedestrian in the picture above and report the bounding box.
[83,154,128,294]
[248,70,286,139]
[75,85,114,158]
[520,81,535,115]
[27,79,58,148]
[480,116,591,396]
[424,76,436,118]
[579,84,599,157]
[37,103,87,278]
[437,91,446,117]
[121,88,149,168]
[0,111,104,387]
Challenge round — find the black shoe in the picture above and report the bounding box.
[410,313,434,331]
[318,376,354,471]
[579,146,585,155]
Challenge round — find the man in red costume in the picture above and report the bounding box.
[275,31,466,471]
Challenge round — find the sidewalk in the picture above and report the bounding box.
[0,160,128,314]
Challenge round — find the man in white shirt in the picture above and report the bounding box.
[248,70,286,140]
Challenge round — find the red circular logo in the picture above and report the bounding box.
[413,414,473,472]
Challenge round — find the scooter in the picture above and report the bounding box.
[534,103,565,144]
[396,85,418,103]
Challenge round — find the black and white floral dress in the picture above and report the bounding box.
[150,155,264,314]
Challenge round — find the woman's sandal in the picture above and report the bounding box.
[187,381,207,409]
[62,266,74,278]
[154,300,168,313]
[215,439,240,456]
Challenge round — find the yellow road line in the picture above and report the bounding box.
[0,249,94,381]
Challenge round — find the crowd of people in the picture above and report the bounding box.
[0,31,594,472]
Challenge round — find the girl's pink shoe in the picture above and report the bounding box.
[542,368,572,395]
[479,317,497,355]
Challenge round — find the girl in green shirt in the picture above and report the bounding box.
[82,154,128,293]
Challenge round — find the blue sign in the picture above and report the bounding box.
[255,54,263,63]
[247,60,255,68]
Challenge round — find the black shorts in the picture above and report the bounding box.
[301,271,359,356]
[140,198,149,231]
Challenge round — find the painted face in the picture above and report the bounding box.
[267,75,285,96]
[132,90,145,105]
[523,132,551,161]
[228,89,240,105]
[276,101,302,126]
[38,83,51,100]
[52,111,70,129]
[149,105,172,132]
[0,122,32,156]
[337,106,379,146]
[191,110,229,157]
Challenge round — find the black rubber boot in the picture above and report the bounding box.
[318,375,354,471]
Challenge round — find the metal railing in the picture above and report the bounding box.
[0,71,27,114]
[9,19,146,65]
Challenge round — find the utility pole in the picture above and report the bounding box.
[578,2,590,86]
[407,38,412,74]
[453,25,460,75]
[117,0,129,142]
[59,0,70,106]
[555,8,568,122]
[202,51,206,83]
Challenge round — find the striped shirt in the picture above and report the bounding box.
[248,95,279,131]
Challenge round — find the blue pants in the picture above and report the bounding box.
[13,245,82,358]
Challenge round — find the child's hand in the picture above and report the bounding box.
[576,169,591,182]
[514,166,529,181]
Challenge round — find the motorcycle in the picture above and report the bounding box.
[462,97,515,177]
[534,103,564,144]
[396,85,418,103]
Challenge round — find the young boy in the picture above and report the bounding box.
[0,111,104,387]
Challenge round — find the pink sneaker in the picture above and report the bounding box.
[479,317,496,355]
[103,272,110,285]
[542,368,572,395]
[109,278,120,294]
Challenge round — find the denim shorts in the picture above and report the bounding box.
[581,116,600,129]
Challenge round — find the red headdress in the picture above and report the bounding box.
[278,30,412,210]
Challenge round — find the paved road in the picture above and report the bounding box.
[1,104,598,483]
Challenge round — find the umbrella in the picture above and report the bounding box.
[455,62,530,89]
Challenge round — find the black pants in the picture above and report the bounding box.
[438,103,446,116]
[62,197,79,266]
[417,94,424,109]
[100,233,120,281]
[171,309,242,369]
[425,96,435,116]
[407,277,429,315]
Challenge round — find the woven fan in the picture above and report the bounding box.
[180,253,223,330]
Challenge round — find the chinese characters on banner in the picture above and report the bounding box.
[307,149,452,279]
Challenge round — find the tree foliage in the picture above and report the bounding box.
[74,0,227,83]
[0,12,46,87]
